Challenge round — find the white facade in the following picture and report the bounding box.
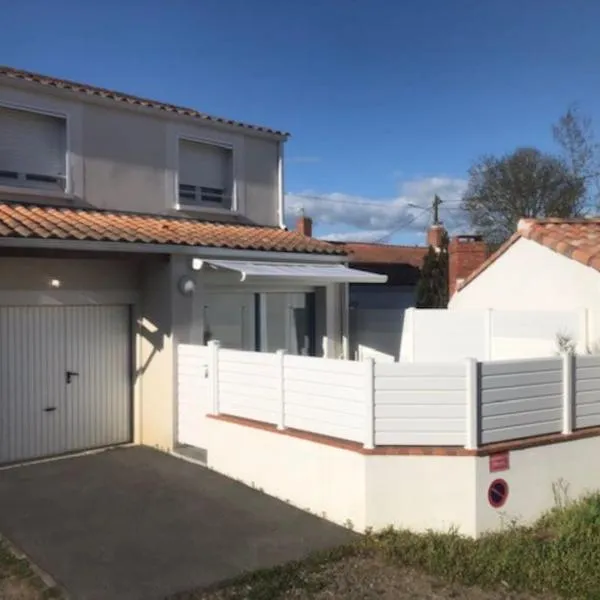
[449,237,600,310]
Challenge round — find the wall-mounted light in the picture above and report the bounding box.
[49,279,61,289]
[178,275,196,296]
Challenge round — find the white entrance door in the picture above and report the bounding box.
[0,305,131,464]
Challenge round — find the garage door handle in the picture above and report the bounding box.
[43,407,56,412]
[65,371,79,384]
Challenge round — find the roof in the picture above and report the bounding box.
[339,242,428,267]
[0,202,343,255]
[456,217,600,292]
[0,66,289,138]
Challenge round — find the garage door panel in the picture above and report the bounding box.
[0,307,67,463]
[65,306,131,451]
[0,305,132,464]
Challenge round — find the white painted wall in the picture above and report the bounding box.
[205,416,478,535]
[366,455,477,536]
[450,238,600,310]
[475,436,600,535]
[205,417,368,530]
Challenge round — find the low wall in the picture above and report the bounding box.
[202,415,600,538]
[476,435,600,535]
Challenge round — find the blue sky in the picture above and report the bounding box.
[3,0,600,243]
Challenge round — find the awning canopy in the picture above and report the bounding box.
[195,259,387,284]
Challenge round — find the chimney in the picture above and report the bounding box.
[448,235,488,297]
[296,215,313,237]
[427,224,445,249]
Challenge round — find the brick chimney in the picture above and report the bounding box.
[448,235,488,296]
[296,214,313,237]
[427,224,445,250]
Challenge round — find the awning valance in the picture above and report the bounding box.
[194,259,387,284]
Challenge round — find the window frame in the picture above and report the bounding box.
[175,134,237,213]
[0,100,71,195]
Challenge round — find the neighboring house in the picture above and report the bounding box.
[449,218,600,310]
[295,218,447,360]
[0,66,384,465]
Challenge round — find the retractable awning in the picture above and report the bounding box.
[195,259,387,283]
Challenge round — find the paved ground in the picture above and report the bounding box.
[0,446,356,600]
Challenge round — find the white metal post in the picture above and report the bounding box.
[363,357,375,449]
[562,352,574,435]
[465,357,479,450]
[276,349,286,430]
[208,340,220,415]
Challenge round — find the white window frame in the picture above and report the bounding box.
[174,134,237,214]
[0,100,71,196]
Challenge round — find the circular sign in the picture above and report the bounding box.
[488,479,509,508]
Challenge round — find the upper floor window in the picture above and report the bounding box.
[178,139,233,210]
[0,106,67,192]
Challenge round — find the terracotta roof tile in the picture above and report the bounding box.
[456,218,600,292]
[0,66,289,138]
[338,242,428,267]
[0,202,344,255]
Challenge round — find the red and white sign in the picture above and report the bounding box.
[489,452,510,473]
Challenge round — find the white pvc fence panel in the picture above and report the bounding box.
[177,344,210,448]
[283,354,366,443]
[176,341,600,451]
[374,362,466,445]
[400,308,587,363]
[218,348,280,425]
[575,355,600,429]
[480,357,563,444]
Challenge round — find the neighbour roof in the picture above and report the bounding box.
[340,242,427,267]
[0,202,343,255]
[0,66,289,138]
[457,217,600,291]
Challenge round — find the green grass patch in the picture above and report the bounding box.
[0,537,62,599]
[178,493,600,599]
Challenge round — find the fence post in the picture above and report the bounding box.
[465,357,479,450]
[208,340,220,415]
[276,349,286,430]
[363,357,375,449]
[562,352,574,435]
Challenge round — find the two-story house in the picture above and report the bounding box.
[0,66,384,465]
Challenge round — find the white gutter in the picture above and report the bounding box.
[277,139,286,229]
[0,236,348,263]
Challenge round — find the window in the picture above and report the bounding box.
[178,139,233,209]
[0,106,67,191]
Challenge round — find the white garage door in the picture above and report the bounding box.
[0,305,132,464]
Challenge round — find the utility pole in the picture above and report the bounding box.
[432,194,442,225]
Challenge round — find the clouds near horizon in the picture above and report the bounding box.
[285,176,470,243]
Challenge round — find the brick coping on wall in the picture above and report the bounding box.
[208,414,600,457]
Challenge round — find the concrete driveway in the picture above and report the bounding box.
[0,446,356,600]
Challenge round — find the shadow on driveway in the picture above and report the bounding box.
[0,446,356,600]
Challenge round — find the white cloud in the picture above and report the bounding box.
[286,156,321,164]
[285,176,469,242]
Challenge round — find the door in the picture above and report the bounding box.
[0,305,131,464]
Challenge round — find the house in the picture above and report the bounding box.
[0,66,384,465]
[449,218,600,310]
[296,214,430,360]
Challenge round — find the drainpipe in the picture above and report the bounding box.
[277,140,286,228]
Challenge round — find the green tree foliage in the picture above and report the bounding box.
[416,231,449,308]
[461,147,585,246]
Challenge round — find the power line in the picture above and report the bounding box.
[373,206,432,243]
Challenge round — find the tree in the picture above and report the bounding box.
[553,104,600,210]
[461,147,585,246]
[416,230,449,308]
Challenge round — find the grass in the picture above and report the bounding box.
[175,492,600,600]
[0,537,62,599]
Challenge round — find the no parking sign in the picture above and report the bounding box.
[488,479,509,508]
